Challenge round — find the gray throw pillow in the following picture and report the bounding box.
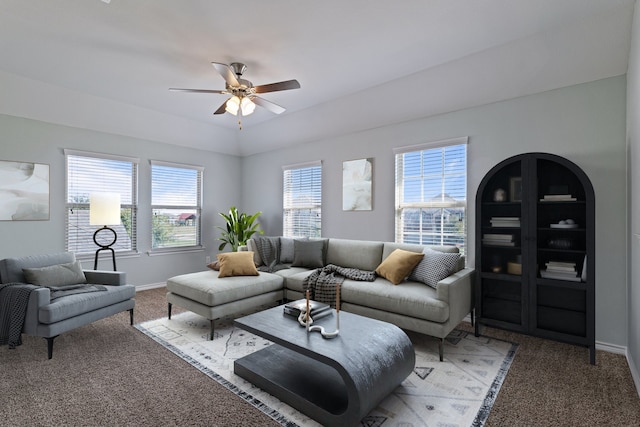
[409,247,460,288]
[22,261,87,287]
[279,236,308,263]
[291,239,325,268]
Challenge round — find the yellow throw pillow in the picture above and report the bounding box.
[217,251,259,278]
[375,249,424,285]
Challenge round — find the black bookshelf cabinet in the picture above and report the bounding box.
[475,153,595,364]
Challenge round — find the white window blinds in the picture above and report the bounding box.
[151,160,203,250]
[283,161,322,237]
[65,150,138,256]
[394,137,468,254]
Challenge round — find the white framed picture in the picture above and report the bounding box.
[343,158,373,211]
[0,160,50,220]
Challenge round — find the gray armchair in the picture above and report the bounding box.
[0,252,135,359]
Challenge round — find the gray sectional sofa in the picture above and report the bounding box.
[166,237,474,360]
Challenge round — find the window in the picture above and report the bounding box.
[283,161,322,237]
[394,137,468,253]
[151,160,203,250]
[65,149,138,256]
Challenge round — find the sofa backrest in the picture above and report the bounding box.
[326,238,384,271]
[0,252,76,284]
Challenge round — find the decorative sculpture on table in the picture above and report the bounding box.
[298,287,340,339]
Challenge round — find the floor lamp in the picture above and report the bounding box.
[90,192,120,271]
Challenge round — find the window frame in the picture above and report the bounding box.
[282,160,322,238]
[149,160,204,253]
[394,137,468,253]
[64,149,139,258]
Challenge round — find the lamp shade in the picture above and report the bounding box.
[90,192,121,226]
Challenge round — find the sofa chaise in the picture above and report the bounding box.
[166,237,474,361]
[0,252,136,359]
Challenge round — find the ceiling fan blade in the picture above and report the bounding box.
[169,88,227,94]
[251,96,286,114]
[254,79,301,94]
[213,99,229,115]
[212,62,240,87]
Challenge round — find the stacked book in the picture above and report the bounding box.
[540,194,577,202]
[283,299,332,320]
[482,233,515,247]
[540,261,581,282]
[490,217,520,228]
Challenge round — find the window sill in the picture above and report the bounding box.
[147,247,205,257]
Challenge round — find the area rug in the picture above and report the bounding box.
[135,311,517,427]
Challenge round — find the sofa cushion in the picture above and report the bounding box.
[325,238,383,271]
[409,247,461,289]
[375,249,424,285]
[292,239,325,268]
[217,252,259,277]
[38,284,135,324]
[166,270,283,307]
[341,279,449,323]
[23,261,87,287]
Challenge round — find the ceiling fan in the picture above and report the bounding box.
[170,62,301,120]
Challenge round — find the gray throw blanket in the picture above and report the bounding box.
[303,264,376,308]
[253,236,289,273]
[0,283,39,349]
[47,284,107,300]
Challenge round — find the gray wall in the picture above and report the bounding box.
[0,114,242,286]
[242,76,628,348]
[627,0,640,393]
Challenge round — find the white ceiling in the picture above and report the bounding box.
[0,0,634,156]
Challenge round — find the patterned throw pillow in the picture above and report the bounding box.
[409,247,461,288]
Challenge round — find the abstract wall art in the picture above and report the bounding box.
[0,160,50,220]
[342,158,373,211]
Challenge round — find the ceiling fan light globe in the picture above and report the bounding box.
[240,97,256,115]
[225,96,240,115]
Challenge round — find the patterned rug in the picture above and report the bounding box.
[136,311,517,427]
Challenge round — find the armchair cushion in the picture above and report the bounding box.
[22,261,87,287]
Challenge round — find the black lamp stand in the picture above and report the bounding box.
[93,225,117,271]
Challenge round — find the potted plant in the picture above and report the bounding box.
[217,206,264,251]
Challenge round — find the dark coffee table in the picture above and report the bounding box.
[233,305,415,426]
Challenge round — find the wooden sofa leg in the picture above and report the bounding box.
[129,308,134,325]
[439,338,444,362]
[209,320,215,340]
[168,302,172,320]
[46,336,58,360]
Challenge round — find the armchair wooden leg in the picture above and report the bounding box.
[129,308,134,325]
[439,338,444,362]
[45,336,58,360]
[210,320,215,340]
[168,302,172,320]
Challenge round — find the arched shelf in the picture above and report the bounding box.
[475,152,595,364]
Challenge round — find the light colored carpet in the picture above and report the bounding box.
[136,310,518,427]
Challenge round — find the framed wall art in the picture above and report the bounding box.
[0,160,50,220]
[343,158,373,211]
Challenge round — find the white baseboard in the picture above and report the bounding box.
[627,351,640,398]
[135,282,166,292]
[595,341,626,355]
